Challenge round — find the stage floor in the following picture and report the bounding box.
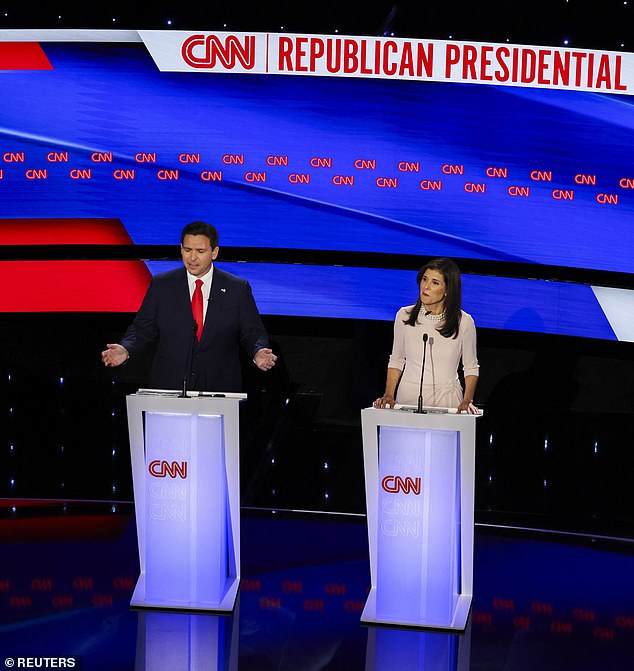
[1,501,633,670]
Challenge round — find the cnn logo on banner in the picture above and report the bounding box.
[182,34,256,70]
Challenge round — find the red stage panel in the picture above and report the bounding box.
[0,219,150,311]
[0,260,151,312]
[0,42,53,70]
[0,218,134,245]
[0,515,132,542]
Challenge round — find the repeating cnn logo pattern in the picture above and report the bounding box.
[381,475,422,495]
[182,34,256,70]
[148,460,188,479]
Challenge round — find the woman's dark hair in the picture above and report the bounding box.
[404,258,462,338]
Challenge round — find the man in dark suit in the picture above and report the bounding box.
[101,221,276,391]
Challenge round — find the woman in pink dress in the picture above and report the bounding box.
[374,258,480,414]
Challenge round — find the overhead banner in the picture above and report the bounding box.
[139,31,634,95]
[0,30,631,338]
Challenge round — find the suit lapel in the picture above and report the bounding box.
[201,267,226,343]
[174,268,201,348]
[177,269,194,328]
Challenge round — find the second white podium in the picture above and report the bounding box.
[360,407,479,630]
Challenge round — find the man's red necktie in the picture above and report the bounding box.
[192,279,204,341]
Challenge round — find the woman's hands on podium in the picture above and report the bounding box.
[374,394,395,409]
[374,369,400,408]
[457,398,481,414]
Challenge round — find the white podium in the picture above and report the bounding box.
[127,391,245,612]
[360,407,479,630]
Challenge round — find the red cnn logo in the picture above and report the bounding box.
[148,460,188,479]
[381,475,422,495]
[182,34,256,70]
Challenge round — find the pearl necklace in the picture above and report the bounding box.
[420,310,445,323]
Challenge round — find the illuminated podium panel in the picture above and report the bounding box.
[361,407,479,630]
[127,391,245,612]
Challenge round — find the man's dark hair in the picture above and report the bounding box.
[180,221,219,247]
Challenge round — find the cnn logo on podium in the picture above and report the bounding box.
[381,475,422,495]
[148,460,188,479]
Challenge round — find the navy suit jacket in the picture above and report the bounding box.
[120,266,269,392]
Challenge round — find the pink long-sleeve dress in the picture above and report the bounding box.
[388,306,479,408]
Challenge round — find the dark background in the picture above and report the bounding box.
[1,1,631,52]
[1,307,633,539]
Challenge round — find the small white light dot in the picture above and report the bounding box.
[324,462,329,470]
[59,377,64,384]
[324,492,329,499]
[563,39,569,45]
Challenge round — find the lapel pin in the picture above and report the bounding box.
[221,288,227,293]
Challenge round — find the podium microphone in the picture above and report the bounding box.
[416,333,429,414]
[180,321,198,398]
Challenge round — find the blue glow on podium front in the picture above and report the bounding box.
[127,393,244,612]
[376,426,460,626]
[361,408,477,630]
[144,413,234,608]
